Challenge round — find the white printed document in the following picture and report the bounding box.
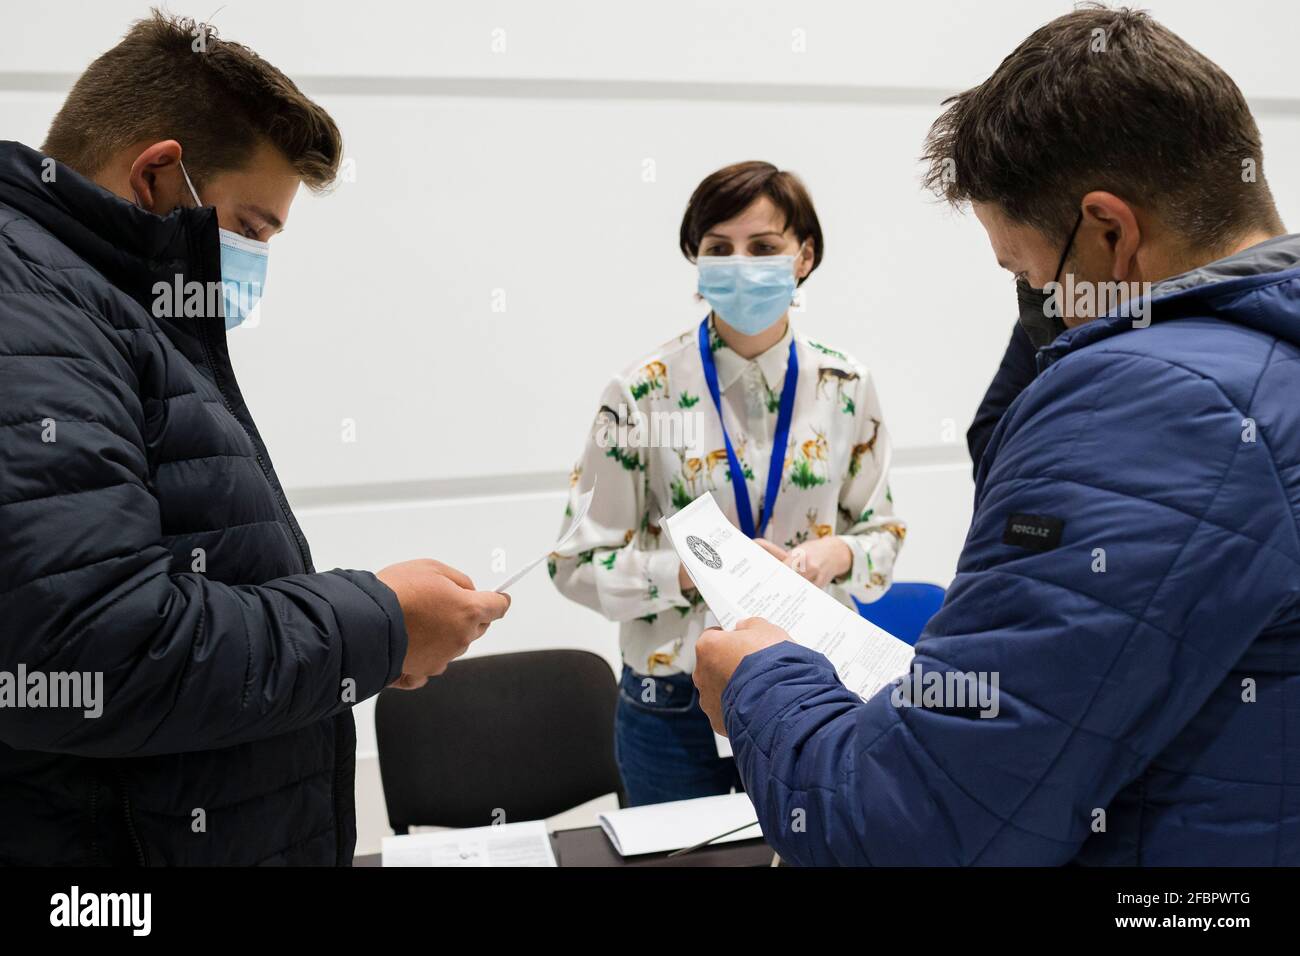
[382,820,557,867]
[664,492,914,709]
[494,479,596,592]
[597,792,759,857]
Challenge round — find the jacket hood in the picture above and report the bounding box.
[1041,231,1300,368]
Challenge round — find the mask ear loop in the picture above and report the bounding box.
[795,237,814,284]
[177,158,203,208]
[1052,211,1084,285]
[1046,210,1084,318]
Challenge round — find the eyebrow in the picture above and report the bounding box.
[702,230,784,240]
[242,204,285,232]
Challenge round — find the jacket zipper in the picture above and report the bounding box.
[334,736,349,866]
[89,779,100,865]
[192,253,343,862]
[117,769,148,866]
[194,317,311,575]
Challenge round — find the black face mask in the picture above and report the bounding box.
[1016,211,1084,349]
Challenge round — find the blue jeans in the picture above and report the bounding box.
[614,665,743,807]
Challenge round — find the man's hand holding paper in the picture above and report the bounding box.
[663,492,914,735]
[694,618,790,733]
[377,559,511,688]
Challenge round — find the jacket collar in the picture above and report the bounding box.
[1039,232,1300,370]
[0,140,224,361]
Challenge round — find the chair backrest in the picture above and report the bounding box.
[375,649,624,831]
[855,582,947,645]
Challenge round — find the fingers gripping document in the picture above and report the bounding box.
[664,492,915,706]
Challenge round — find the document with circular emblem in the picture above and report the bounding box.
[664,491,914,714]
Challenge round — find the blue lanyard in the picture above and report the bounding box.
[697,317,799,539]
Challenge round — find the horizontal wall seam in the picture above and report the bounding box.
[285,443,972,512]
[3,71,1300,115]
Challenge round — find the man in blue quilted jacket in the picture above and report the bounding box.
[695,6,1300,865]
[0,13,508,865]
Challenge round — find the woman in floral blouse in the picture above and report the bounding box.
[552,161,905,806]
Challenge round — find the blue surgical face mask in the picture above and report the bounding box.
[697,254,797,335]
[179,160,269,331]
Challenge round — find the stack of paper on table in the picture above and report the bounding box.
[382,820,557,867]
[597,792,759,857]
[663,492,915,705]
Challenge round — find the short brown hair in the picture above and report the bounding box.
[921,4,1283,250]
[679,161,824,285]
[42,9,341,191]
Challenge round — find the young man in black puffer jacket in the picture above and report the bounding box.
[0,11,510,866]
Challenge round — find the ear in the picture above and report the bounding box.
[1080,191,1141,281]
[128,140,186,213]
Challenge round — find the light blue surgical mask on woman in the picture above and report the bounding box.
[179,160,269,331]
[697,254,797,335]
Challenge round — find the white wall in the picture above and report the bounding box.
[4,0,1299,854]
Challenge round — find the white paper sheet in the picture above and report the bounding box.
[597,792,759,857]
[381,820,557,867]
[664,492,914,708]
[494,479,596,593]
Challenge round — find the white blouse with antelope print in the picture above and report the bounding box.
[551,317,904,677]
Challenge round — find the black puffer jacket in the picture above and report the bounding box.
[0,141,407,865]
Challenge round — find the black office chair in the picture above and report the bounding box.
[375,649,626,832]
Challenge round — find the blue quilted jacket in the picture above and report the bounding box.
[725,233,1300,865]
[0,141,407,865]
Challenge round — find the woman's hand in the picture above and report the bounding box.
[785,536,853,589]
